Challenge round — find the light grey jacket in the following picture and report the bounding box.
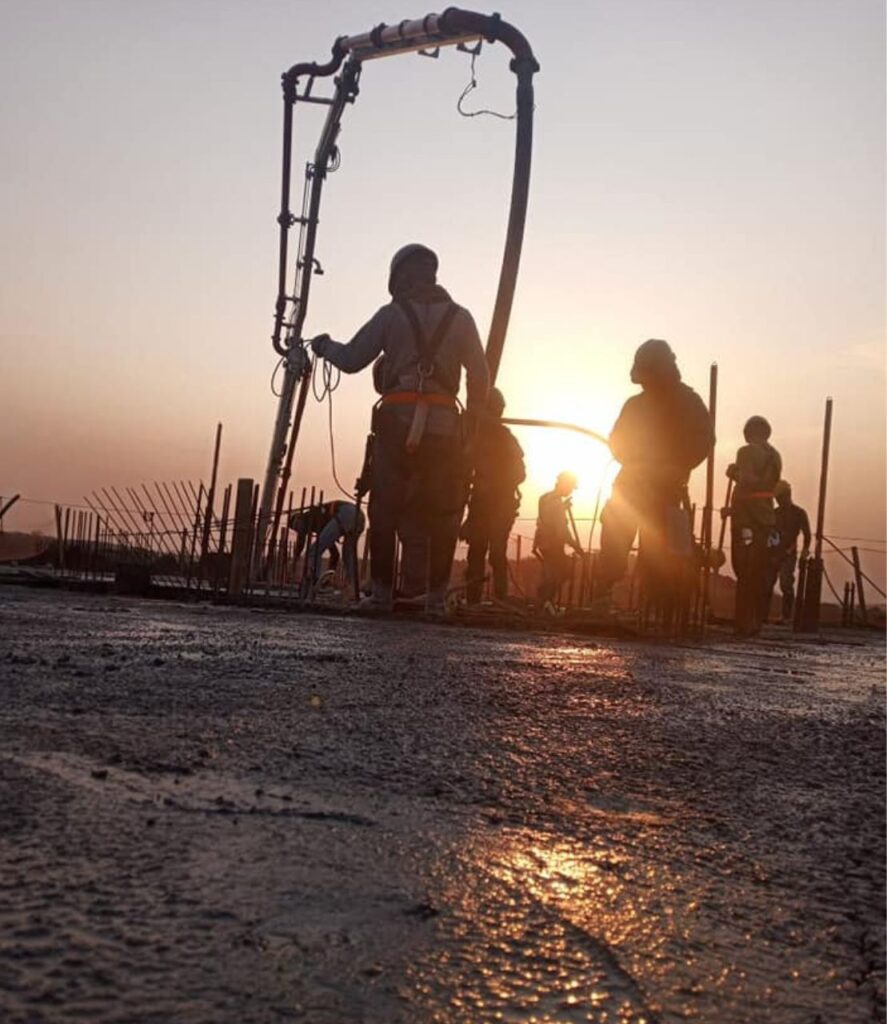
[316,300,490,433]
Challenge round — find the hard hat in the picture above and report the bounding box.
[487,386,506,418]
[388,243,438,294]
[774,480,792,499]
[743,415,772,441]
[630,338,678,384]
[557,470,578,490]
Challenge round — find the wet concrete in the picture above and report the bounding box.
[0,586,883,1023]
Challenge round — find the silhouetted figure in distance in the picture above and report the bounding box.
[728,415,782,635]
[462,387,526,604]
[534,471,582,614]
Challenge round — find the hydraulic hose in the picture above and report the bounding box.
[438,9,538,382]
[501,417,610,449]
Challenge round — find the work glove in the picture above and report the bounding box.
[309,333,331,357]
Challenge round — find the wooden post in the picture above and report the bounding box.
[851,546,868,625]
[801,398,833,632]
[55,504,64,571]
[228,478,256,598]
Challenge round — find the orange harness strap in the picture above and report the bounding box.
[379,391,457,409]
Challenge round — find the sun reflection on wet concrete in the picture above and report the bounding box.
[407,825,682,1023]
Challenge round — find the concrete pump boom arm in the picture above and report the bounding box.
[260,9,538,568]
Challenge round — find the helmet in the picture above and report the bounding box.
[630,338,679,385]
[743,415,772,442]
[487,386,506,418]
[388,243,438,295]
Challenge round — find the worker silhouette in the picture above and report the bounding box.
[462,387,526,604]
[728,415,782,635]
[767,479,810,624]
[534,471,583,614]
[289,500,365,595]
[310,244,489,612]
[596,339,713,610]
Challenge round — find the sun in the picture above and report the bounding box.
[507,417,619,546]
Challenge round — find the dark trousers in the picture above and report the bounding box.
[765,549,798,622]
[367,410,466,596]
[598,487,687,591]
[465,507,514,603]
[537,547,572,604]
[732,525,771,635]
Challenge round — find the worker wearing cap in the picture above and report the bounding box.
[462,387,526,604]
[596,339,713,607]
[767,480,811,624]
[310,244,489,612]
[727,415,783,635]
[534,470,583,614]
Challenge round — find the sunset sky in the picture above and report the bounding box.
[2,1,884,587]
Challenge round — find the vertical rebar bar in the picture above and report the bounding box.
[851,546,868,625]
[801,398,833,632]
[200,423,223,571]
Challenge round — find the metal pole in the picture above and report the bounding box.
[801,398,833,631]
[814,398,832,564]
[851,546,868,625]
[699,362,718,631]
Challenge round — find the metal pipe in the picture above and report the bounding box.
[264,365,313,571]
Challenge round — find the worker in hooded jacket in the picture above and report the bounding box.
[310,244,489,612]
[728,415,782,635]
[596,339,713,606]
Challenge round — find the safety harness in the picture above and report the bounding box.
[390,300,460,453]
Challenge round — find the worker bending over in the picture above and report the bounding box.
[534,471,583,614]
[596,339,713,607]
[768,479,811,624]
[289,500,365,592]
[462,387,526,604]
[728,415,782,635]
[311,244,489,612]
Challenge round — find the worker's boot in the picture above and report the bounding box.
[358,581,393,613]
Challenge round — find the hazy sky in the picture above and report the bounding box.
[2,1,884,584]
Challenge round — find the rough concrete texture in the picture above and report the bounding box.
[0,586,883,1024]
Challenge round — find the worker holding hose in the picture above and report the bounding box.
[534,471,583,614]
[310,243,489,613]
[595,339,713,611]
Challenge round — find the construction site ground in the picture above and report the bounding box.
[0,585,884,1024]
